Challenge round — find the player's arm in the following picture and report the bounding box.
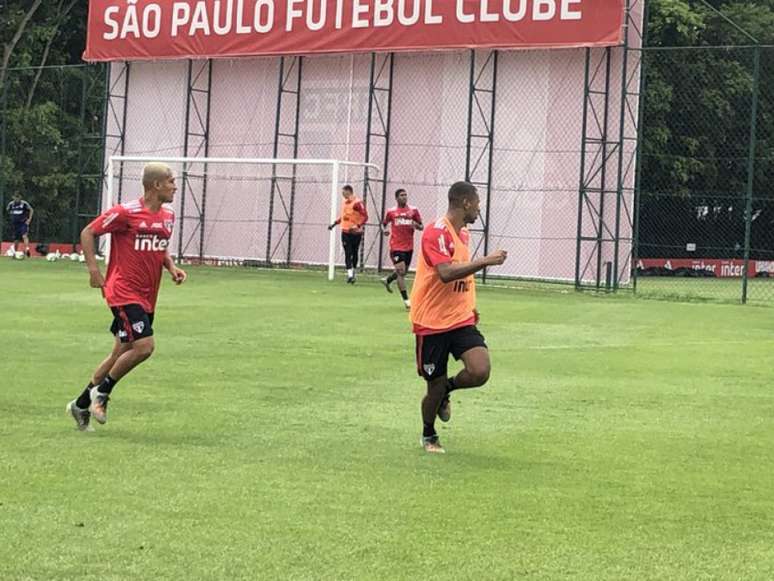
[413,209,424,231]
[328,216,341,230]
[436,252,507,283]
[25,202,33,225]
[382,212,391,236]
[423,228,507,283]
[81,206,129,288]
[80,225,105,289]
[164,251,187,285]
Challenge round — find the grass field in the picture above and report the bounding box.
[3,259,774,580]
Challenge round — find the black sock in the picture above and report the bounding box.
[422,423,437,438]
[75,382,95,409]
[97,375,118,395]
[386,273,398,284]
[446,377,458,396]
[400,290,409,300]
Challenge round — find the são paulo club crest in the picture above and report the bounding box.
[132,321,145,334]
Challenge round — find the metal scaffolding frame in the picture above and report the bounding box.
[465,49,498,283]
[104,62,130,205]
[266,56,303,266]
[72,64,109,247]
[177,59,213,261]
[576,0,644,291]
[363,52,394,273]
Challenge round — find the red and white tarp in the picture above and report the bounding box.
[83,0,625,62]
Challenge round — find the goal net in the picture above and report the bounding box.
[105,156,380,280]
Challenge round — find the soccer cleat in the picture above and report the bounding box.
[347,276,356,285]
[89,389,110,424]
[421,435,446,454]
[66,400,94,432]
[380,277,393,293]
[403,299,411,310]
[438,397,451,423]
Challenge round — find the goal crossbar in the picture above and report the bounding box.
[106,156,381,281]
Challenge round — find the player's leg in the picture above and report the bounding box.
[67,322,129,431]
[394,257,411,308]
[416,333,450,453]
[89,336,154,424]
[342,233,354,282]
[381,254,399,293]
[22,227,30,256]
[438,328,490,423]
[351,233,362,277]
[90,306,155,424]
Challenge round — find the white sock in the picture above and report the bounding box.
[347,268,354,278]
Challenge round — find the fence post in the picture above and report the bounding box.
[0,76,7,243]
[742,46,761,305]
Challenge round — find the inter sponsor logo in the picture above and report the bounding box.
[134,233,170,252]
[453,280,471,293]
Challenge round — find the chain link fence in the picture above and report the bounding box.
[2,43,773,306]
[0,64,105,248]
[635,45,774,305]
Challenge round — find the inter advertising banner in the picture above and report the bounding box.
[638,259,774,278]
[83,0,625,62]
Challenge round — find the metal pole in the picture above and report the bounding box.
[198,59,213,262]
[465,50,475,181]
[73,72,88,249]
[376,53,394,274]
[482,51,499,284]
[0,75,7,243]
[328,162,340,281]
[178,59,193,261]
[97,63,111,214]
[631,1,651,295]
[613,1,633,291]
[595,48,612,290]
[266,56,285,264]
[116,62,130,204]
[287,57,303,266]
[742,46,761,304]
[575,48,592,289]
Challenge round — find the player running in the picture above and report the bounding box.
[6,193,33,257]
[380,189,423,309]
[410,181,508,454]
[328,185,368,284]
[66,162,187,431]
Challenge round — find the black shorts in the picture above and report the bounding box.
[13,223,28,240]
[415,325,487,381]
[391,250,413,267]
[109,304,155,343]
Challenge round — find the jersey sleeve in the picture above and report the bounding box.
[413,208,423,224]
[23,201,33,211]
[382,210,393,226]
[354,202,369,224]
[88,204,130,235]
[422,227,454,267]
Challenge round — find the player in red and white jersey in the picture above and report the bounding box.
[380,189,423,309]
[66,163,187,431]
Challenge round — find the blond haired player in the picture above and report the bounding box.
[410,181,507,453]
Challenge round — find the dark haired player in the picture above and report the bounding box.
[380,188,422,309]
[66,162,187,431]
[410,181,508,454]
[6,193,33,257]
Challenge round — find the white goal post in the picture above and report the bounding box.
[106,155,380,280]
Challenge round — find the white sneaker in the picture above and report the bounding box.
[403,299,411,310]
[66,400,94,432]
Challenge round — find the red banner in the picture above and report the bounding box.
[638,259,774,278]
[83,0,624,62]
